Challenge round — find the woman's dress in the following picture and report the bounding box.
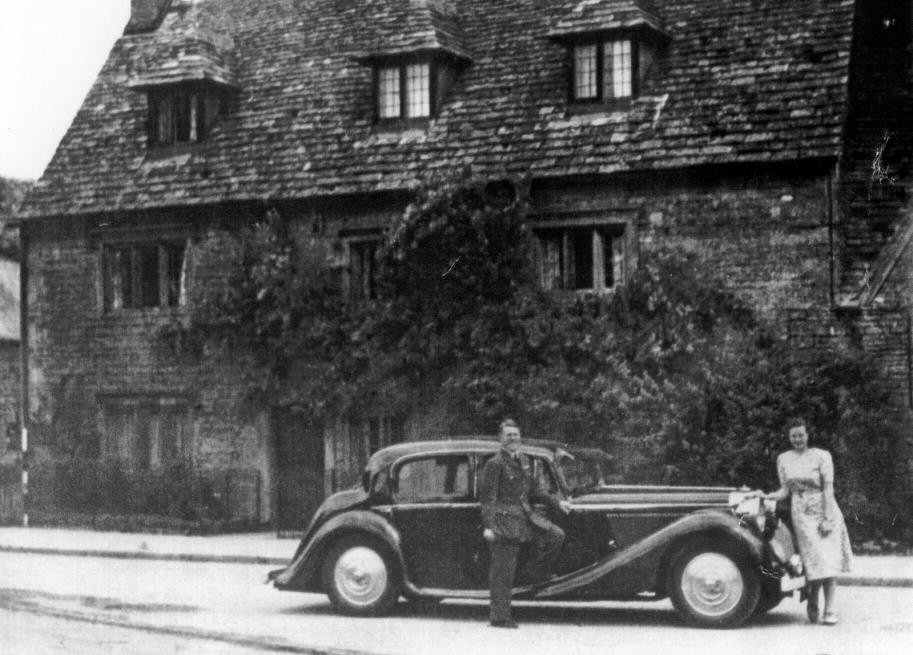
[777,448,853,580]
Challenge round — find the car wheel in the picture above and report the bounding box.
[322,537,399,616]
[668,544,760,628]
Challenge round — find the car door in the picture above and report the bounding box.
[390,453,485,590]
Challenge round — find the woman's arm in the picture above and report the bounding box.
[760,453,790,502]
[819,450,837,535]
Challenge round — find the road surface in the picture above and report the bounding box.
[2,551,912,654]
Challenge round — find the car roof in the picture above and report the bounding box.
[364,436,575,474]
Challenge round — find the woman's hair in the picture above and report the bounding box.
[785,416,807,431]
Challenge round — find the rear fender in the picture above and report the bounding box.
[273,510,404,592]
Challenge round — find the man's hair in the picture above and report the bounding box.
[786,416,806,431]
[499,418,519,434]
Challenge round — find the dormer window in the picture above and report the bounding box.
[147,85,223,147]
[377,63,432,120]
[573,39,635,101]
[548,0,669,109]
[570,38,638,105]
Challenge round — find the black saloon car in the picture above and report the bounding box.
[271,439,806,627]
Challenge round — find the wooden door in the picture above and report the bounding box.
[273,410,324,533]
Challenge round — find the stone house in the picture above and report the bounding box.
[17,0,913,529]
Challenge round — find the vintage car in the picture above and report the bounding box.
[271,439,806,627]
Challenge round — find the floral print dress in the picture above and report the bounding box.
[777,448,853,580]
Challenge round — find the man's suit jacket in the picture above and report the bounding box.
[478,449,559,543]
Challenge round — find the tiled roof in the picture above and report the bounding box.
[354,0,471,62]
[22,0,858,219]
[548,0,669,39]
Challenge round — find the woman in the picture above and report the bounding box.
[759,417,852,625]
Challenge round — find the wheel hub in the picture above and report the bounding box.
[680,552,744,617]
[334,546,389,607]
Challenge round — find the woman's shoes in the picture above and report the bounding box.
[806,600,819,623]
[822,612,838,625]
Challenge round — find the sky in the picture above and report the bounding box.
[0,0,131,181]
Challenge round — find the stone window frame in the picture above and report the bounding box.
[529,211,636,293]
[94,225,192,315]
[97,393,194,471]
[341,229,385,301]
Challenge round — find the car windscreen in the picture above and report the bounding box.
[557,451,615,493]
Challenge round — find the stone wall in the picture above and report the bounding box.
[23,215,273,522]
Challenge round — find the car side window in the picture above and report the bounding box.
[393,455,470,504]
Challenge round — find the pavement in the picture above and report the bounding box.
[0,526,912,587]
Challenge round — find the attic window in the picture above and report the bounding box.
[571,38,637,103]
[376,62,433,121]
[148,85,222,147]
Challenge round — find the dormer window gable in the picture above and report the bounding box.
[548,0,670,108]
[354,0,472,127]
[127,38,238,149]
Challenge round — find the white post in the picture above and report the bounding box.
[21,427,28,527]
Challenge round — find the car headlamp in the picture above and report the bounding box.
[728,491,768,533]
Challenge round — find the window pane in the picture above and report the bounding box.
[349,239,381,300]
[574,45,598,99]
[405,63,430,117]
[106,246,134,310]
[539,233,563,290]
[157,94,173,144]
[394,456,469,503]
[174,92,192,142]
[570,228,593,289]
[135,243,160,307]
[164,242,186,307]
[605,40,632,98]
[378,67,401,118]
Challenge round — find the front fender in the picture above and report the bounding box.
[535,509,766,599]
[273,509,403,592]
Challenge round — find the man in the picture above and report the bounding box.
[479,418,570,628]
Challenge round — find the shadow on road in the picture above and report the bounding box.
[284,595,801,629]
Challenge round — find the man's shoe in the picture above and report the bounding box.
[490,619,519,629]
[822,612,837,626]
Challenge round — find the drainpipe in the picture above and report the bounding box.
[19,230,29,527]
[826,169,836,308]
[908,311,913,408]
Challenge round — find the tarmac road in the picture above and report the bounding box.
[2,551,913,655]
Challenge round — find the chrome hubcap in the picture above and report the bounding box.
[333,546,388,607]
[680,552,744,617]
